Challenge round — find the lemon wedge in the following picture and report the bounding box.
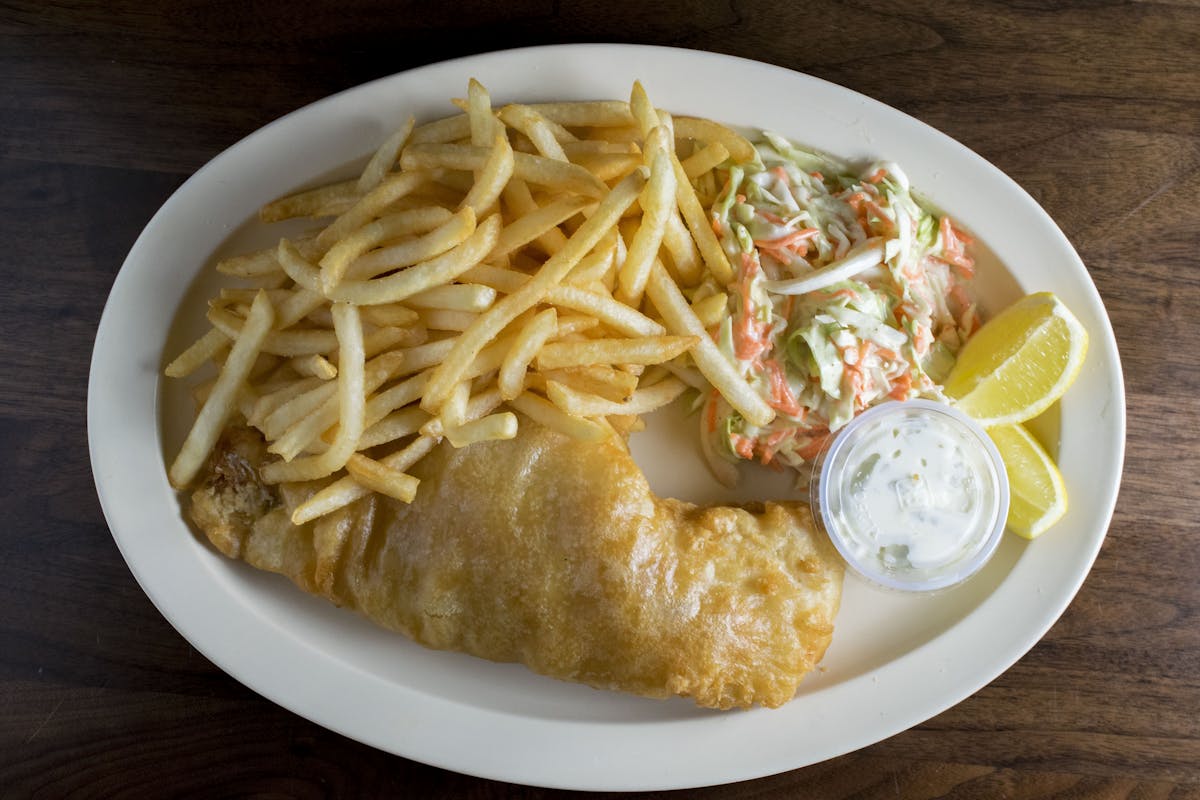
[986,423,1068,538]
[943,292,1088,427]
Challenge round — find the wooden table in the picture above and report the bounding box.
[3,2,1197,796]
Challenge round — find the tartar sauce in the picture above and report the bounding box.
[811,399,1009,592]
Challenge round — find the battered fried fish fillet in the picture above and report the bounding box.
[189,423,843,709]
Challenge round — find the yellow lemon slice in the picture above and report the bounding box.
[986,423,1068,538]
[943,292,1088,427]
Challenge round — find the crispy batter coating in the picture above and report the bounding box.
[191,423,843,709]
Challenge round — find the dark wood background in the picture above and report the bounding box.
[3,1,1197,797]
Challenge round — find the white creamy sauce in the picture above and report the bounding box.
[840,416,989,569]
[818,402,1004,585]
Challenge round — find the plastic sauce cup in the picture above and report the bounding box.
[809,399,1010,592]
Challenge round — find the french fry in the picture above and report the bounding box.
[546,285,664,337]
[290,435,435,523]
[645,260,773,426]
[490,195,592,259]
[466,78,496,147]
[218,288,294,307]
[681,141,730,180]
[507,391,610,442]
[359,303,421,328]
[542,365,638,402]
[660,358,709,391]
[409,113,470,144]
[535,336,696,371]
[216,236,320,278]
[546,376,687,417]
[319,205,458,289]
[458,131,514,215]
[275,288,327,330]
[260,180,360,223]
[501,178,569,255]
[550,314,599,337]
[400,144,606,198]
[628,81,660,137]
[365,373,429,429]
[165,327,230,379]
[673,116,757,164]
[358,405,429,450]
[171,82,788,513]
[576,154,641,183]
[691,292,729,329]
[661,207,703,286]
[261,304,365,481]
[356,115,415,193]
[290,214,500,306]
[316,170,433,250]
[561,140,636,158]
[391,339,457,378]
[362,325,427,357]
[268,350,402,463]
[260,379,336,439]
[215,247,284,279]
[207,306,338,357]
[404,283,496,312]
[291,354,337,380]
[498,307,557,399]
[459,263,528,294]
[437,381,471,429]
[340,207,475,283]
[526,101,635,128]
[345,453,420,504]
[617,148,675,306]
[420,167,648,412]
[249,381,320,433]
[290,382,503,523]
[444,412,518,447]
[497,105,569,161]
[670,152,734,285]
[169,291,274,488]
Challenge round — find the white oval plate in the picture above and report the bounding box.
[89,44,1125,791]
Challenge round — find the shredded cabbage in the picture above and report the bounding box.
[702,133,980,475]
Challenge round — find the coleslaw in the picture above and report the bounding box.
[700,133,980,481]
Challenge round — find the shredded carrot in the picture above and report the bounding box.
[754,228,819,252]
[731,434,755,460]
[755,227,820,263]
[705,389,720,434]
[740,251,758,277]
[796,432,832,461]
[764,358,802,417]
[888,372,913,400]
[771,165,790,185]
[863,200,894,234]
[938,216,976,277]
[733,252,771,362]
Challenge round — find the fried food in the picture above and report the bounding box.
[169,81,847,710]
[190,422,843,710]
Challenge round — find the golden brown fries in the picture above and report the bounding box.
[166,79,773,521]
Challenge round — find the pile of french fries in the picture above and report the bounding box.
[166,80,776,525]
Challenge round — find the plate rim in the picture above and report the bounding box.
[88,43,1126,790]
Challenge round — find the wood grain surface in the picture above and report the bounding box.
[3,1,1197,797]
